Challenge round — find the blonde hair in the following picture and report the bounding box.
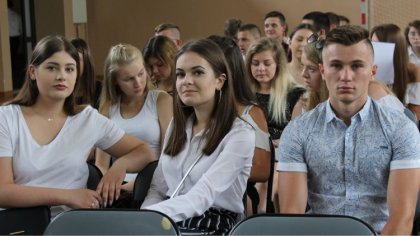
[246,37,302,123]
[302,41,329,111]
[99,43,151,116]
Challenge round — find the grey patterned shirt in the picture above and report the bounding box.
[278,97,420,232]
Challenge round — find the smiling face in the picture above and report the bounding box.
[175,52,225,110]
[264,17,284,40]
[250,50,277,86]
[290,28,313,61]
[116,58,148,99]
[29,50,77,102]
[301,51,322,91]
[320,41,376,108]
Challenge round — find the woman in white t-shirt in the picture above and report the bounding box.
[0,35,155,216]
[95,44,172,194]
[142,39,255,235]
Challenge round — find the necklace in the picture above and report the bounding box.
[31,107,59,122]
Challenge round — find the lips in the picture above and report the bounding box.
[53,84,67,90]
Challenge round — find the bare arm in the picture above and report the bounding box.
[95,149,111,175]
[156,91,173,148]
[291,99,304,120]
[96,134,155,207]
[0,158,101,209]
[278,171,308,213]
[381,168,420,235]
[248,106,271,182]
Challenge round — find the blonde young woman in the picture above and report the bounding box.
[291,36,328,119]
[0,35,155,217]
[95,44,172,196]
[246,37,305,212]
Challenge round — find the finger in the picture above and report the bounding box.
[101,183,109,208]
[115,182,121,201]
[93,191,103,207]
[96,180,104,195]
[108,183,115,206]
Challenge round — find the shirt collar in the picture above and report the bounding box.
[408,46,416,56]
[325,97,372,123]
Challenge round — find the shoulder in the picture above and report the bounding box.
[156,90,172,105]
[371,100,414,130]
[232,117,255,132]
[0,104,19,117]
[248,105,269,132]
[368,81,389,100]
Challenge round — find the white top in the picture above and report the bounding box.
[375,94,405,113]
[109,90,161,181]
[142,117,255,222]
[408,47,420,66]
[8,9,21,37]
[0,105,124,213]
[241,105,270,152]
[406,82,420,105]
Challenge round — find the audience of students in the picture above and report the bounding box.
[2,9,419,235]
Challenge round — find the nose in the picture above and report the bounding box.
[182,74,194,85]
[133,76,142,87]
[339,66,353,81]
[56,69,67,81]
[152,66,159,75]
[301,67,309,78]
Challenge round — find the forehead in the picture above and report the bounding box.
[44,50,76,64]
[292,28,313,38]
[252,50,274,60]
[176,52,210,69]
[322,41,373,63]
[409,27,419,33]
[238,30,253,38]
[301,52,317,65]
[264,17,281,25]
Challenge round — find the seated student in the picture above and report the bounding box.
[142,39,255,235]
[277,25,420,235]
[95,44,172,195]
[208,35,270,214]
[291,35,329,119]
[143,36,177,96]
[0,35,155,217]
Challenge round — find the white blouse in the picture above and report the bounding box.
[142,117,255,222]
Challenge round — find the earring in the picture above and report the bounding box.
[218,89,222,104]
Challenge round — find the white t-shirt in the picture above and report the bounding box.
[0,105,124,212]
[109,90,161,181]
[142,117,255,222]
[408,47,420,66]
[406,82,420,105]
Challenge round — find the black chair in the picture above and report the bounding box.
[133,160,159,207]
[229,213,377,235]
[0,206,50,235]
[44,208,180,235]
[246,137,275,214]
[87,162,103,190]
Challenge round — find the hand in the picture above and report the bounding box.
[273,139,280,148]
[96,161,126,207]
[65,189,102,209]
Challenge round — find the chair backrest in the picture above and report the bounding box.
[133,160,159,206]
[229,214,377,235]
[0,206,50,235]
[44,209,180,235]
[265,137,276,213]
[87,162,103,190]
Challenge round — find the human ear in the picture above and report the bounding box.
[371,64,378,81]
[28,65,36,80]
[319,64,326,81]
[216,73,226,90]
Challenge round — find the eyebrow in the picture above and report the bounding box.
[45,61,76,66]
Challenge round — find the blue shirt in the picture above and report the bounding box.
[277,98,420,232]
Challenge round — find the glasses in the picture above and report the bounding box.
[307,33,325,50]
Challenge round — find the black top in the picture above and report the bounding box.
[256,87,305,139]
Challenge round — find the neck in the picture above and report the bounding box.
[32,97,66,119]
[413,46,420,56]
[192,103,214,135]
[329,96,368,126]
[258,83,271,94]
[158,80,173,93]
[120,92,146,106]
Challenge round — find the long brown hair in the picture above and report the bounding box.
[164,39,237,156]
[6,35,81,115]
[370,24,411,103]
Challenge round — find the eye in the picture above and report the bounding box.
[251,61,259,66]
[175,71,185,79]
[46,66,57,71]
[351,63,364,70]
[192,70,204,76]
[331,63,342,69]
[65,67,75,73]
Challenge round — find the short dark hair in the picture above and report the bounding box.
[323,25,373,58]
[239,24,261,38]
[325,12,339,27]
[302,11,330,33]
[224,18,242,39]
[264,11,286,26]
[154,23,180,34]
[338,15,350,24]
